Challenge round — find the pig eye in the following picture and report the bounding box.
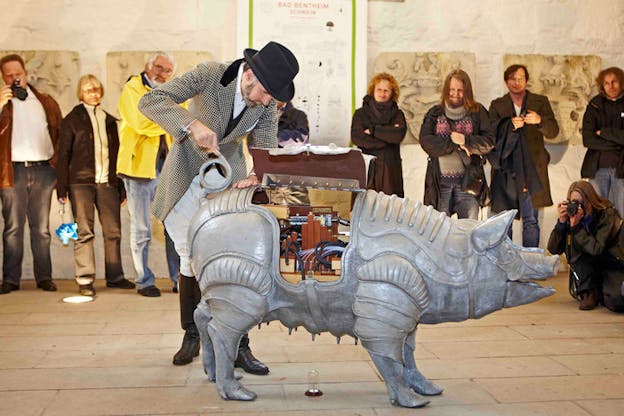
[485,241,518,266]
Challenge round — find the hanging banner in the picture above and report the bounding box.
[238,0,366,146]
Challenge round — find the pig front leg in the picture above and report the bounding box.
[403,328,443,395]
[369,351,430,408]
[354,254,433,408]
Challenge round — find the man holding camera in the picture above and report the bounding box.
[0,54,62,294]
[489,64,559,247]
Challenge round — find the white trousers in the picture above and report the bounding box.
[163,175,203,277]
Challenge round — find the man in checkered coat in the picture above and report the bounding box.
[139,42,299,373]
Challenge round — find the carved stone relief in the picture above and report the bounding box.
[0,50,80,115]
[503,54,601,145]
[106,51,213,117]
[373,52,477,144]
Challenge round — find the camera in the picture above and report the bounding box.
[10,79,28,101]
[566,200,582,216]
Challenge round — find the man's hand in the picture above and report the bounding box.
[363,128,371,135]
[459,144,472,156]
[451,132,465,145]
[523,110,541,125]
[0,85,12,109]
[232,174,260,189]
[511,116,525,130]
[189,119,219,152]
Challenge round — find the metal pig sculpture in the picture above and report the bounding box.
[189,161,559,409]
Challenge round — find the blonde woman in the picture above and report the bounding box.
[56,75,133,296]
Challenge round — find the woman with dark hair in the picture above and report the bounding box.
[56,74,134,296]
[420,69,494,219]
[351,72,407,197]
[547,181,624,311]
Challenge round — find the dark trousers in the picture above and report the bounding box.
[0,163,55,285]
[438,176,479,220]
[69,183,124,285]
[505,190,540,247]
[569,253,624,312]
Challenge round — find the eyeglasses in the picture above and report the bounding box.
[154,64,173,74]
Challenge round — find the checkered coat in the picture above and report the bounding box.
[139,60,277,220]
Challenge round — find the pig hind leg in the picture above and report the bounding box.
[403,328,443,395]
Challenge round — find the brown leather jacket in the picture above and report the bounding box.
[0,84,62,189]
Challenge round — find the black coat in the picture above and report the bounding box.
[489,91,559,208]
[419,104,494,208]
[581,94,624,179]
[277,102,309,147]
[351,96,407,197]
[56,104,125,200]
[488,117,543,215]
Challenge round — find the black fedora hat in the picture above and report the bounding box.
[243,41,299,102]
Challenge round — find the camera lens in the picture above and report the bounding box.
[10,79,28,101]
[566,200,580,216]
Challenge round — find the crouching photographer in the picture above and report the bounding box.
[547,181,624,312]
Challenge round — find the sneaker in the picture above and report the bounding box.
[106,278,136,289]
[79,284,96,296]
[137,285,161,297]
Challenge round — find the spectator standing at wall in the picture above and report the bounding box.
[117,52,180,297]
[489,64,559,247]
[420,69,494,219]
[56,74,135,296]
[352,72,407,197]
[581,66,624,218]
[0,54,61,294]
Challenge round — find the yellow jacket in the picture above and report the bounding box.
[117,74,181,179]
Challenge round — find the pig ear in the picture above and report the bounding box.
[471,209,516,252]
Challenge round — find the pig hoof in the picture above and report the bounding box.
[389,387,430,408]
[219,380,257,401]
[390,395,430,408]
[405,369,444,396]
[203,366,215,382]
[414,383,443,396]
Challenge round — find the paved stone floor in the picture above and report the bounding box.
[0,272,623,416]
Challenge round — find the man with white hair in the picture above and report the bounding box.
[117,52,181,297]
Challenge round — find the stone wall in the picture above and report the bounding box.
[1,0,623,279]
